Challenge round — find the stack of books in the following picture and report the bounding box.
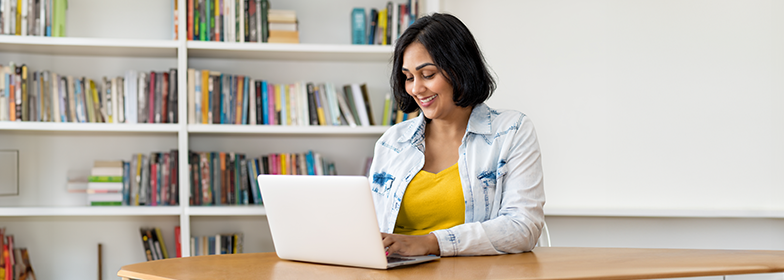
[0,228,36,279]
[267,9,298,44]
[87,161,125,206]
[0,0,68,37]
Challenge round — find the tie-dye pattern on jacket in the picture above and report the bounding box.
[368,103,545,256]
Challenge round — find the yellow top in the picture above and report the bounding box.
[394,163,465,235]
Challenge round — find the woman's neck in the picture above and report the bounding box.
[425,106,472,140]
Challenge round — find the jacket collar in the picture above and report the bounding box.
[466,103,493,135]
[398,103,493,144]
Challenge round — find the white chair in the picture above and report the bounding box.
[537,221,551,247]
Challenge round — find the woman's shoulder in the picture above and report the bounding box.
[472,104,531,133]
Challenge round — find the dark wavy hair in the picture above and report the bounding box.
[391,13,496,114]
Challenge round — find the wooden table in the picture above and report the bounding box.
[118,247,784,280]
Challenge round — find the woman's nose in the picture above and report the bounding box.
[410,78,425,96]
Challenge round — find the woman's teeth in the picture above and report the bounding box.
[421,94,438,102]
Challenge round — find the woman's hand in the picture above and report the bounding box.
[381,232,441,256]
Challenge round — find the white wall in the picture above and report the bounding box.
[441,2,784,276]
[443,0,784,212]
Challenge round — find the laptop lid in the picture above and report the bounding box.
[258,175,394,269]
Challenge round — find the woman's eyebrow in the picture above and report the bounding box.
[402,63,436,72]
[416,63,436,70]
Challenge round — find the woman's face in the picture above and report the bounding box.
[402,42,460,121]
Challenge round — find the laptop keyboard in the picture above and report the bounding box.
[387,256,415,263]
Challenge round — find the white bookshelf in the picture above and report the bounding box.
[0,35,179,57]
[187,205,267,216]
[0,122,180,132]
[187,41,394,61]
[187,124,390,135]
[0,0,421,279]
[0,206,181,216]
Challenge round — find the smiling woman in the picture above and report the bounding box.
[368,13,546,257]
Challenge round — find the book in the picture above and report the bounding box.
[386,2,394,45]
[88,192,122,206]
[169,150,179,206]
[368,8,377,45]
[92,160,123,176]
[313,85,327,125]
[169,68,178,124]
[201,69,209,124]
[268,22,296,31]
[267,9,296,23]
[140,153,150,205]
[175,226,182,258]
[317,84,332,126]
[376,8,387,45]
[267,30,299,44]
[359,83,375,125]
[188,0,194,40]
[324,83,341,126]
[350,83,370,126]
[247,0,256,41]
[260,0,268,42]
[211,72,221,124]
[161,73,169,123]
[138,72,148,123]
[187,69,195,123]
[51,0,66,37]
[381,93,391,126]
[148,72,156,124]
[249,77,256,125]
[255,80,262,124]
[334,86,356,127]
[351,7,366,44]
[390,2,398,46]
[155,227,169,259]
[342,85,361,127]
[17,248,35,280]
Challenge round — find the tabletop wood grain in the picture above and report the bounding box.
[118,247,784,280]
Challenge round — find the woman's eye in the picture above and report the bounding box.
[405,76,414,81]
[424,73,435,79]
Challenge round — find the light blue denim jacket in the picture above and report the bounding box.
[368,103,545,256]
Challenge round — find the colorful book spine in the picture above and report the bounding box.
[351,8,366,44]
[277,84,285,125]
[261,80,268,124]
[241,76,249,124]
[267,82,275,125]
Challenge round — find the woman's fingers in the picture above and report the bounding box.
[382,234,395,248]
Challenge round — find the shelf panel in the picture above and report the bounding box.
[0,122,181,133]
[187,41,393,61]
[188,124,389,135]
[188,205,266,216]
[0,35,179,57]
[0,206,181,216]
[544,207,784,218]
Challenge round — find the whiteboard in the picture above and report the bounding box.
[443,0,784,213]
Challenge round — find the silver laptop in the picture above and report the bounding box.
[257,174,440,269]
